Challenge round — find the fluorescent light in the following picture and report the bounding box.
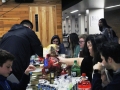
[105,4,120,9]
[2,0,6,3]
[70,10,79,13]
[78,14,81,16]
[66,16,69,18]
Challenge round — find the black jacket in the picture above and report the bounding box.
[0,24,43,80]
[92,72,120,90]
[80,56,93,82]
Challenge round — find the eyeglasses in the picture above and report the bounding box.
[53,41,58,42]
[79,41,85,43]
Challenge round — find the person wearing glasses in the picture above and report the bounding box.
[58,33,87,65]
[78,34,88,57]
[51,35,65,54]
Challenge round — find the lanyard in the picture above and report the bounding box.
[5,81,11,90]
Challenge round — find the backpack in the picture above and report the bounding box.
[102,28,118,43]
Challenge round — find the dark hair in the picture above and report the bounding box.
[51,35,61,45]
[98,42,120,63]
[83,34,107,64]
[0,49,15,67]
[69,33,79,53]
[99,18,111,32]
[20,20,33,29]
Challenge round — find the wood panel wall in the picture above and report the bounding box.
[29,6,57,46]
[0,0,62,47]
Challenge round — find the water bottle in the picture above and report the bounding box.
[71,60,80,77]
[30,55,35,65]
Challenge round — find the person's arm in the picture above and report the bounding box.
[92,62,105,90]
[8,65,36,90]
[58,57,83,66]
[81,56,93,82]
[27,30,43,57]
[92,71,103,90]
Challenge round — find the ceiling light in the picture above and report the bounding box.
[2,0,6,3]
[105,4,120,9]
[70,10,79,13]
[66,16,69,18]
[78,14,81,16]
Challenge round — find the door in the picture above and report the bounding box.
[29,6,57,47]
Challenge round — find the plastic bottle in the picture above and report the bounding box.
[78,73,91,90]
[30,55,35,65]
[71,60,80,77]
[61,67,67,75]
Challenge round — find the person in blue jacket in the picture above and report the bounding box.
[92,42,120,90]
[0,49,36,90]
[0,20,43,81]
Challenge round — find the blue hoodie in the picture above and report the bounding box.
[0,73,30,90]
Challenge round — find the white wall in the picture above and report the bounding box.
[88,9,104,34]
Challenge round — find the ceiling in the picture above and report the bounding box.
[62,0,120,19]
[62,0,82,11]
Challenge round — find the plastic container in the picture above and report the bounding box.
[78,73,91,90]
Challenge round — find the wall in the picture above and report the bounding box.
[62,14,81,35]
[105,9,120,38]
[88,9,104,34]
[0,0,62,47]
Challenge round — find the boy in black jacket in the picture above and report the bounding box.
[0,49,36,90]
[92,42,120,90]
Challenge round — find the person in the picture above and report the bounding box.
[78,34,88,57]
[98,18,118,42]
[92,42,120,90]
[80,34,114,83]
[0,20,43,81]
[51,35,65,54]
[68,33,80,58]
[0,49,36,90]
[58,34,87,66]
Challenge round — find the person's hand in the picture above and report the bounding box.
[93,62,104,71]
[57,56,64,63]
[25,65,36,75]
[101,71,109,86]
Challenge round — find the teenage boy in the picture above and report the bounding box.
[0,49,36,90]
[92,42,120,90]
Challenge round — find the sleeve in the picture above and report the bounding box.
[59,44,65,54]
[81,56,93,82]
[27,30,43,57]
[8,73,30,90]
[92,73,103,90]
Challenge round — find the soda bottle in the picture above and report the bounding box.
[61,67,67,75]
[78,73,91,90]
[71,60,80,77]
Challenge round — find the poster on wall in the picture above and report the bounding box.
[90,16,100,27]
